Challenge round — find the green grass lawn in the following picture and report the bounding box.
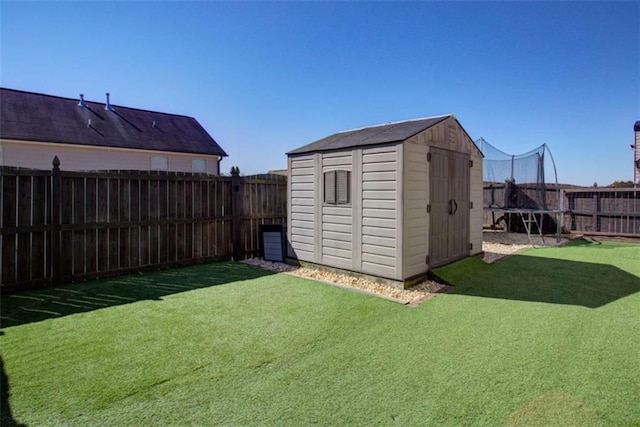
[1,239,639,426]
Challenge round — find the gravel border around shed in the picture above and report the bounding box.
[242,231,570,306]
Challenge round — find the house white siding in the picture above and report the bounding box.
[0,139,221,174]
[360,145,399,279]
[635,124,640,185]
[288,154,316,261]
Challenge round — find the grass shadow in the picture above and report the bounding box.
[433,242,640,308]
[1,261,275,329]
[1,349,26,427]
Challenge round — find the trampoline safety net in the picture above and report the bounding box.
[478,138,561,238]
[479,137,555,210]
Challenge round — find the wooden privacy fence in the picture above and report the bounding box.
[483,184,564,233]
[483,185,640,237]
[1,159,287,293]
[564,188,640,236]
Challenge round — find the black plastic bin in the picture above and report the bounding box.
[259,224,286,262]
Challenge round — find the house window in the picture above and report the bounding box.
[151,156,168,171]
[324,170,350,204]
[192,158,206,173]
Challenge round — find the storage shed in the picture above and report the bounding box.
[286,115,483,285]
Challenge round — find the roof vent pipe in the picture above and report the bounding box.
[105,92,114,111]
[78,94,86,107]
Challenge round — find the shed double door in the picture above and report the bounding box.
[429,147,470,268]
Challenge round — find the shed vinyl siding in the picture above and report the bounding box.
[411,116,477,157]
[288,154,316,261]
[402,118,482,275]
[321,152,353,270]
[402,140,429,278]
[469,152,483,255]
[360,145,399,279]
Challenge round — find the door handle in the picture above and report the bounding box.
[448,200,453,215]
[452,199,458,215]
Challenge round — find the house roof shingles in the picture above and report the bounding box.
[0,88,227,157]
[287,115,451,155]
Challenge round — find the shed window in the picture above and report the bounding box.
[324,170,350,204]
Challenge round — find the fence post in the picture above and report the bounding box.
[231,174,242,260]
[51,156,62,284]
[558,188,564,240]
[592,193,599,232]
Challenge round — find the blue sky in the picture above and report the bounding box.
[1,1,638,185]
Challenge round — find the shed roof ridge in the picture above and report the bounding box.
[335,114,452,134]
[323,120,412,150]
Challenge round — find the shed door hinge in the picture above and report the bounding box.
[469,159,474,168]
[469,201,473,209]
[425,255,430,264]
[427,204,431,213]
[469,243,473,251]
[427,152,431,162]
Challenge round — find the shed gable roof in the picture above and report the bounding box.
[0,88,227,157]
[287,115,451,155]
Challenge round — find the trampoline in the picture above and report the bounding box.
[479,138,563,245]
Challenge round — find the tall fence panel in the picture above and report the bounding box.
[483,185,640,237]
[565,188,640,236]
[1,168,52,289]
[236,175,288,259]
[1,162,287,293]
[53,170,235,283]
[483,184,565,233]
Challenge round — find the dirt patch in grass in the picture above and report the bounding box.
[506,391,601,426]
